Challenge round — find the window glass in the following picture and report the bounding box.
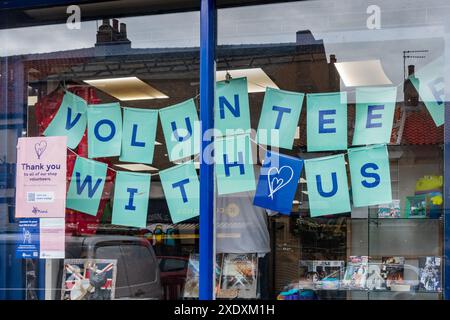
[161,258,188,273]
[0,4,199,300]
[95,245,131,298]
[119,244,161,299]
[215,0,446,300]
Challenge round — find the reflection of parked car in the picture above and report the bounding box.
[0,232,163,299]
[59,235,163,300]
[158,255,189,300]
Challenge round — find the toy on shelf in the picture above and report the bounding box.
[407,175,443,219]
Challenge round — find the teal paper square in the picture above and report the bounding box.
[348,144,392,207]
[215,77,251,135]
[66,156,107,216]
[256,87,304,149]
[160,162,199,224]
[215,134,255,195]
[410,57,445,127]
[305,154,351,217]
[87,103,122,158]
[159,99,200,162]
[112,171,150,228]
[120,107,158,164]
[44,91,87,149]
[352,87,397,146]
[307,92,347,151]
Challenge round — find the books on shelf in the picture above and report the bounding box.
[183,254,200,298]
[218,253,258,299]
[313,260,344,290]
[184,253,224,298]
[405,195,429,218]
[418,256,441,292]
[61,259,117,300]
[381,256,405,288]
[378,200,401,218]
[294,256,443,293]
[299,260,344,290]
[342,256,369,290]
[366,263,385,290]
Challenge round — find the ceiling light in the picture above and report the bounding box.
[84,77,169,101]
[114,163,159,171]
[334,60,392,87]
[173,158,200,169]
[389,150,403,159]
[294,126,300,139]
[216,68,279,93]
[28,96,38,106]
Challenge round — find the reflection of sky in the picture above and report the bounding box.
[1,0,448,93]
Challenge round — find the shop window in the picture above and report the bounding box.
[1,6,200,300]
[0,0,449,301]
[215,0,446,300]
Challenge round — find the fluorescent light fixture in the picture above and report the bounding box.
[299,177,307,184]
[173,156,199,167]
[84,77,169,101]
[28,96,38,106]
[155,141,163,146]
[334,60,392,87]
[216,68,279,93]
[114,163,159,171]
[174,161,200,169]
[294,126,300,140]
[389,150,403,159]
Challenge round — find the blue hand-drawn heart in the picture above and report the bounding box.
[34,141,47,159]
[267,166,294,199]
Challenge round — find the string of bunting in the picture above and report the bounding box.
[41,58,444,227]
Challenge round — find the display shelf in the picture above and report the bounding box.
[368,217,443,220]
[345,203,444,300]
[311,288,441,294]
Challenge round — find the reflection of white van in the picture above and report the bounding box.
[1,231,163,300]
[57,235,163,300]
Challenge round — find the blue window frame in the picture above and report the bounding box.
[0,0,449,301]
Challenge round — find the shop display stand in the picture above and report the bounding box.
[345,214,444,300]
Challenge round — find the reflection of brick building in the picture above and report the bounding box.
[3,22,442,161]
[0,21,443,216]
[1,18,445,300]
[96,19,131,47]
[4,24,342,171]
[1,22,443,212]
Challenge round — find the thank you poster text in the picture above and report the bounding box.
[15,136,67,218]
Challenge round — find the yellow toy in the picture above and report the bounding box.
[414,175,443,218]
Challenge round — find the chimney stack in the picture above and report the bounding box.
[328,54,340,92]
[120,23,127,39]
[404,64,419,107]
[330,54,336,63]
[295,30,324,54]
[95,18,131,50]
[112,19,119,32]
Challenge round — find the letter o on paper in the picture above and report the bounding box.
[94,119,116,142]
